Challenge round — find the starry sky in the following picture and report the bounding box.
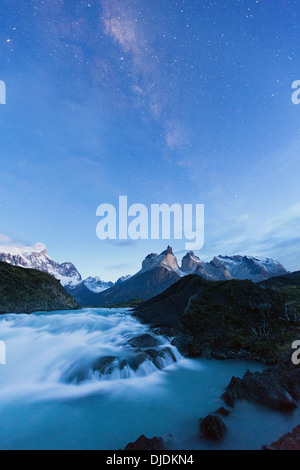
[0,0,299,281]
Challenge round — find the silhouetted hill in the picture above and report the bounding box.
[0,262,79,314]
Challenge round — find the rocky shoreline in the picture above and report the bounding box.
[132,273,300,450]
[262,425,300,450]
[222,355,300,411]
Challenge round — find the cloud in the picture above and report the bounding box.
[0,234,12,244]
[200,203,300,270]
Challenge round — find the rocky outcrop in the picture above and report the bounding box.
[199,415,227,440]
[134,275,206,335]
[0,261,79,314]
[125,435,165,450]
[222,355,300,411]
[215,407,230,417]
[262,425,300,450]
[128,334,160,348]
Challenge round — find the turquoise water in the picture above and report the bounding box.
[0,308,298,450]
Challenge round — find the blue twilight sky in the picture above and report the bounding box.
[0,0,299,281]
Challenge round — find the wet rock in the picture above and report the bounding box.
[171,335,191,357]
[199,415,227,440]
[153,347,177,370]
[125,435,166,450]
[93,356,118,375]
[222,369,297,411]
[125,352,150,371]
[242,370,297,411]
[145,349,159,359]
[60,363,91,384]
[128,334,160,348]
[215,407,230,417]
[262,425,300,450]
[222,377,247,407]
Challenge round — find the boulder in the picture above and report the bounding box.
[242,370,297,411]
[222,370,297,411]
[215,407,230,417]
[222,376,247,407]
[152,348,177,370]
[121,352,150,372]
[125,435,165,450]
[128,334,160,348]
[93,356,118,375]
[199,415,227,440]
[262,425,300,450]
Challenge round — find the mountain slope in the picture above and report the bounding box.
[134,273,300,362]
[0,243,82,287]
[260,270,300,289]
[0,261,79,314]
[84,247,181,307]
[83,276,113,293]
[67,246,289,307]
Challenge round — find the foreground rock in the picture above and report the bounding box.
[93,356,118,375]
[262,425,300,450]
[0,261,79,314]
[215,407,230,417]
[125,435,165,450]
[199,415,227,440]
[222,354,300,411]
[128,334,160,349]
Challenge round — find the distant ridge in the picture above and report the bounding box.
[0,243,289,306]
[71,247,288,307]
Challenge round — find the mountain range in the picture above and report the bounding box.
[0,243,82,287]
[0,243,289,306]
[67,246,288,306]
[0,243,129,292]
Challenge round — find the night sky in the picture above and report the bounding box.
[0,0,299,281]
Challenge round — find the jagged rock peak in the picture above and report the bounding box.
[141,246,180,274]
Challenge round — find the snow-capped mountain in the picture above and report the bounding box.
[211,255,288,283]
[83,277,113,293]
[115,275,131,284]
[141,246,182,275]
[0,242,289,306]
[180,252,288,282]
[85,246,182,307]
[0,243,82,287]
[181,252,234,281]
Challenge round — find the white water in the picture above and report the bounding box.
[0,308,182,401]
[0,308,299,450]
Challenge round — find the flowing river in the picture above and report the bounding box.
[0,308,299,450]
